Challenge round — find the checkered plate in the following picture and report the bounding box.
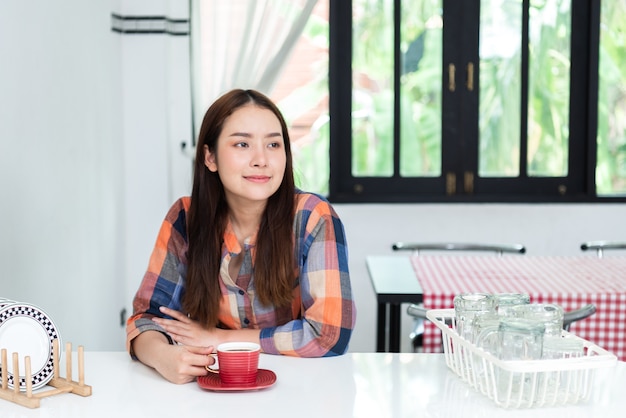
[0,303,62,390]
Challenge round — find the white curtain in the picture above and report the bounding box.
[190,0,318,143]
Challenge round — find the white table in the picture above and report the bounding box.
[367,255,423,352]
[2,352,625,417]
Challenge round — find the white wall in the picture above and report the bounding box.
[1,1,624,355]
[0,0,192,351]
[116,0,194,345]
[0,0,125,349]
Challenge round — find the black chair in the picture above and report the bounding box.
[392,242,526,351]
[580,241,626,258]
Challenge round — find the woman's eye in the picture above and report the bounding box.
[234,142,248,148]
[268,142,281,149]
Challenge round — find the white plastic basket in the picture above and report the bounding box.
[426,308,618,408]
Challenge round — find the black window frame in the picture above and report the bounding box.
[328,0,625,203]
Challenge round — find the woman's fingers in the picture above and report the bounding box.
[153,307,217,348]
[183,345,216,376]
[159,306,189,322]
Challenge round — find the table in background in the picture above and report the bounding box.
[3,352,626,418]
[366,255,423,352]
[411,255,626,360]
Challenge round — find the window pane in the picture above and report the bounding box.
[597,1,626,196]
[527,0,571,177]
[479,0,523,177]
[352,0,394,177]
[196,1,330,196]
[273,1,330,195]
[400,0,443,177]
[479,0,572,178]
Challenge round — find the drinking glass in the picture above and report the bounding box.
[494,293,530,317]
[453,292,496,343]
[510,303,564,337]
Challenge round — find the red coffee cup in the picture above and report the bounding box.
[206,342,260,386]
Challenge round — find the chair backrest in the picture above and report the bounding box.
[562,303,596,331]
[580,241,626,258]
[392,242,526,256]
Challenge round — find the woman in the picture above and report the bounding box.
[126,89,356,384]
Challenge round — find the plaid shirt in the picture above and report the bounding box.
[126,190,355,357]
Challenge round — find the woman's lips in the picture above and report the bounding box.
[245,175,271,183]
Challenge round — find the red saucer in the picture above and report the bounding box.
[197,369,277,392]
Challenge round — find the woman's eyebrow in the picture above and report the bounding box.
[228,131,282,138]
[228,131,252,138]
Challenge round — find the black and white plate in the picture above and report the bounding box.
[0,303,62,390]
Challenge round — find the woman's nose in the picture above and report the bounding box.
[250,146,268,167]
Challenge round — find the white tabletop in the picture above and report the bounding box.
[367,255,423,298]
[2,352,625,417]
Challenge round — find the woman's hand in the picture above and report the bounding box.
[156,344,216,384]
[149,306,262,366]
[152,306,221,348]
[131,331,215,384]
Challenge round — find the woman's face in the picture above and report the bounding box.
[204,104,287,207]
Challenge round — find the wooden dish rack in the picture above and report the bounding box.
[0,339,92,409]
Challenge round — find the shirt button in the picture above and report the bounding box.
[243,318,250,325]
[238,289,245,295]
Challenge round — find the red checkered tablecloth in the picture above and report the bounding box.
[410,255,626,361]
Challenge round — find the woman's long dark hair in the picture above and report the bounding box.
[183,89,296,327]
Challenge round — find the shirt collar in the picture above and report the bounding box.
[223,219,257,254]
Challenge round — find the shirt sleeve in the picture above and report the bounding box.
[259,194,356,357]
[125,198,190,356]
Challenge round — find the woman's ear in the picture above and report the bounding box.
[204,145,218,172]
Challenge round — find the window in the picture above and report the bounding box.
[192,0,331,196]
[328,0,626,202]
[597,0,626,196]
[271,1,330,195]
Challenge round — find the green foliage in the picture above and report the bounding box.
[597,0,626,195]
[288,0,626,196]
